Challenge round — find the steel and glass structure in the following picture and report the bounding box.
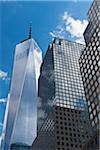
[79,0,100,129]
[3,33,42,150]
[1,94,10,150]
[32,38,92,150]
[79,0,100,149]
[0,98,7,150]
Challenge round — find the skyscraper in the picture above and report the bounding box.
[1,94,10,150]
[3,28,42,150]
[32,38,92,150]
[79,0,99,129]
[0,98,7,150]
[79,0,99,149]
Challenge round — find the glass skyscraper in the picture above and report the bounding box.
[3,34,42,150]
[1,94,10,150]
[32,38,92,150]
[0,98,7,150]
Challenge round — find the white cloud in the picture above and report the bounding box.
[37,97,47,119]
[49,11,88,44]
[0,70,7,79]
[42,68,54,83]
[49,32,56,38]
[62,11,88,43]
[47,99,53,106]
[37,97,42,108]
[38,109,46,119]
[0,98,7,103]
[75,38,85,44]
[0,70,10,82]
[49,25,65,39]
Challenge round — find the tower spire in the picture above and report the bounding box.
[29,22,32,39]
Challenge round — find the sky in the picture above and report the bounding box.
[0,0,93,145]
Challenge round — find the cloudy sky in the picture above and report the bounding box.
[0,0,92,144]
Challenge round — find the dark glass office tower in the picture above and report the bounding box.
[79,0,99,149]
[32,38,92,150]
[37,43,55,131]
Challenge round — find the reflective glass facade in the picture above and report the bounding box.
[3,38,42,150]
[32,110,55,150]
[37,44,55,130]
[1,94,10,150]
[32,39,92,150]
[0,99,7,149]
[0,100,6,136]
[53,39,87,111]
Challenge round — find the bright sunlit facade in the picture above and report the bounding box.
[3,38,42,150]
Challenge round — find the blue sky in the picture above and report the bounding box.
[0,0,93,143]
